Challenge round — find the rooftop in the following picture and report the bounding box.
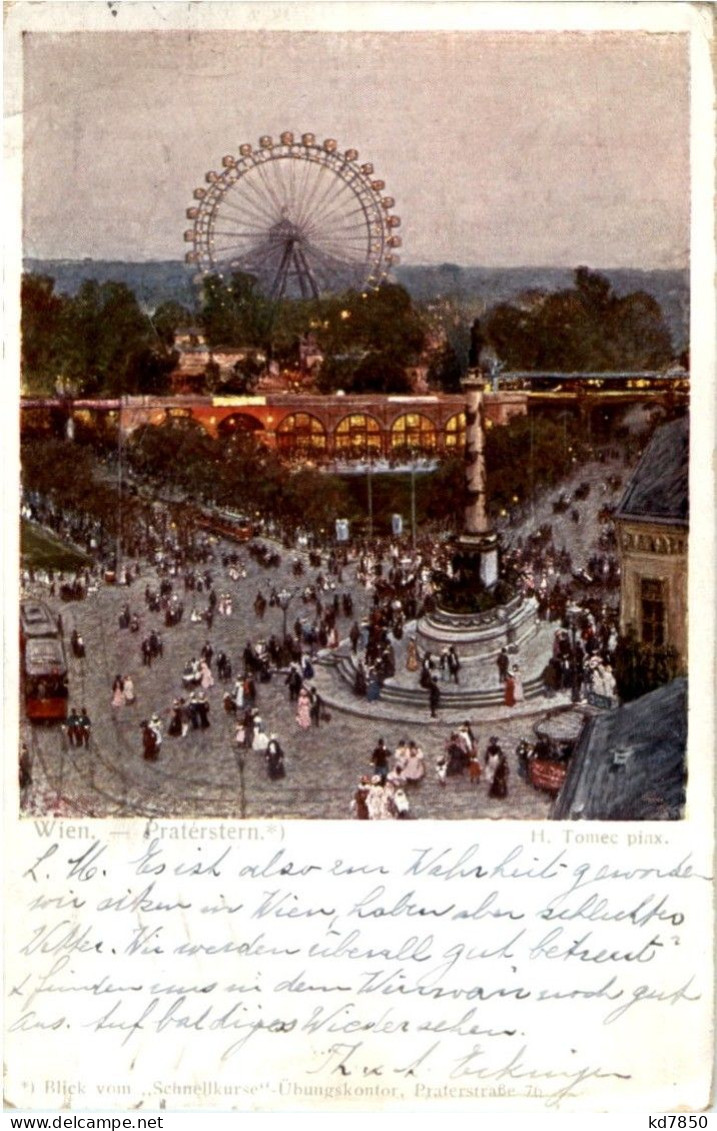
[552,677,687,820]
[616,415,689,524]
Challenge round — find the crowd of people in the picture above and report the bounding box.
[349,724,517,819]
[21,440,640,820]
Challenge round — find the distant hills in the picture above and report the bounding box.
[23,258,689,351]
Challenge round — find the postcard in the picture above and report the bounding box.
[4,0,715,1116]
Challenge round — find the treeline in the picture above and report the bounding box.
[21,265,679,398]
[21,275,189,397]
[472,267,678,372]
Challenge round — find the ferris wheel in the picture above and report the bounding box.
[184,131,401,300]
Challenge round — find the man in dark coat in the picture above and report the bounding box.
[496,647,510,683]
[371,738,390,782]
[429,677,441,719]
[447,646,461,684]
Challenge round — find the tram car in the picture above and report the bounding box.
[195,508,254,543]
[20,599,69,721]
[20,599,58,647]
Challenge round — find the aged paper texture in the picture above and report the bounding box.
[4,0,715,1116]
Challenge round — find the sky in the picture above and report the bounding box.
[21,27,690,269]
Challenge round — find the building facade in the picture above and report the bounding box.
[21,391,528,458]
[616,415,689,666]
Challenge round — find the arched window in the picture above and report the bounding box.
[444,412,466,449]
[334,414,382,455]
[161,408,208,434]
[390,412,437,453]
[276,413,327,457]
[217,413,265,438]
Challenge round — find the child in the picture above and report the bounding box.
[468,754,482,783]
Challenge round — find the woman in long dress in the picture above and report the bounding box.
[123,675,136,705]
[405,638,419,672]
[199,659,215,690]
[504,671,516,708]
[402,741,426,783]
[296,686,311,729]
[512,666,524,704]
[111,675,124,708]
[489,751,509,799]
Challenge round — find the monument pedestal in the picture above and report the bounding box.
[416,592,539,666]
[455,530,499,588]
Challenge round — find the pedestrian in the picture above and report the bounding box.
[199,658,215,691]
[123,675,136,705]
[489,750,510,799]
[66,706,81,747]
[286,663,302,702]
[77,706,91,747]
[401,740,426,783]
[232,675,245,712]
[266,735,285,780]
[188,691,200,730]
[168,699,184,737]
[296,685,311,729]
[405,637,419,672]
[497,647,510,684]
[367,777,391,820]
[447,645,461,684]
[420,652,435,689]
[351,777,371,820]
[513,665,524,704]
[429,676,441,719]
[309,686,322,728]
[148,713,163,754]
[196,691,210,729]
[371,737,390,782]
[392,787,410,819]
[141,720,159,761]
[111,675,124,708]
[504,670,516,708]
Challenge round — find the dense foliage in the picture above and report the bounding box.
[474,267,675,372]
[22,264,678,397]
[21,275,180,396]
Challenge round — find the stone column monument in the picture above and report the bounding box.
[457,369,499,587]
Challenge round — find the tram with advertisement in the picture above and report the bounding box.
[194,507,254,543]
[20,600,69,721]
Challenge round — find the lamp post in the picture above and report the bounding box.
[367,449,374,539]
[410,447,417,550]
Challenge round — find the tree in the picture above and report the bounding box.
[151,301,192,349]
[21,274,66,393]
[349,351,413,394]
[200,272,272,348]
[427,342,463,392]
[57,280,156,394]
[477,267,674,373]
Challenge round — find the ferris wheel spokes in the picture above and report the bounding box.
[186,132,399,299]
